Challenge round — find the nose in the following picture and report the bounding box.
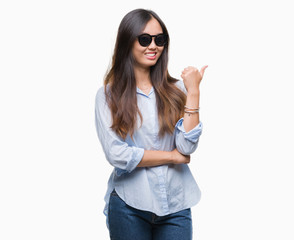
[148,37,157,49]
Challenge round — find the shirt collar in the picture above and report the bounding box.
[136,87,154,97]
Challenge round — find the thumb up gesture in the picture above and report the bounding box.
[181,65,208,93]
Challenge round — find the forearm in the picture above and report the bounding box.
[183,91,200,132]
[137,148,190,167]
[137,150,173,167]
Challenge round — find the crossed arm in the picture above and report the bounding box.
[137,65,208,168]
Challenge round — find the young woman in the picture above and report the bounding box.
[95,8,207,240]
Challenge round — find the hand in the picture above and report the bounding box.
[170,149,190,164]
[181,65,208,93]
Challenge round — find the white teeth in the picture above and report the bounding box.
[146,53,156,56]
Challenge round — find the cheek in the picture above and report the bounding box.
[157,48,164,58]
[132,44,145,59]
[133,50,144,63]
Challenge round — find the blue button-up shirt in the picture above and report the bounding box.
[95,80,203,224]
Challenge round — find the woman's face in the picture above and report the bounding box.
[132,17,165,70]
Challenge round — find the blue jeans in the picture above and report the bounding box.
[108,190,193,240]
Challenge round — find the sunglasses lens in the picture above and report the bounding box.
[138,34,152,47]
[155,34,167,46]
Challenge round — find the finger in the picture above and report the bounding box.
[200,65,208,76]
[181,70,188,76]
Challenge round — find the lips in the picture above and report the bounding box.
[145,52,157,60]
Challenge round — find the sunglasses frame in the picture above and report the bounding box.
[137,33,168,47]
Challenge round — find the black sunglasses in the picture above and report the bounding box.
[137,33,168,47]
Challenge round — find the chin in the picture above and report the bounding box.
[135,58,159,69]
[144,60,158,67]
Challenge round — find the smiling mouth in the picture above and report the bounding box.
[145,53,156,57]
[144,52,157,60]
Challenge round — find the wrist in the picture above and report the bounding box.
[186,92,200,106]
[187,89,200,96]
[169,150,175,164]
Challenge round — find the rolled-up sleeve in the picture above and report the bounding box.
[175,118,203,155]
[95,87,144,174]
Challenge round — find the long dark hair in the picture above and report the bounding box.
[104,9,186,139]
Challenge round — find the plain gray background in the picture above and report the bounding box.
[1,0,293,239]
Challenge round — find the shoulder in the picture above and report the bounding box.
[95,86,105,102]
[174,79,187,94]
[95,84,110,101]
[95,85,111,110]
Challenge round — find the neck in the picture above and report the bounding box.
[134,66,151,87]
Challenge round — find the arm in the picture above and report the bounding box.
[95,87,189,174]
[181,65,208,131]
[137,149,190,167]
[95,87,144,173]
[183,91,200,131]
[174,66,207,155]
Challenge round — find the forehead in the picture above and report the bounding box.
[141,17,163,35]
